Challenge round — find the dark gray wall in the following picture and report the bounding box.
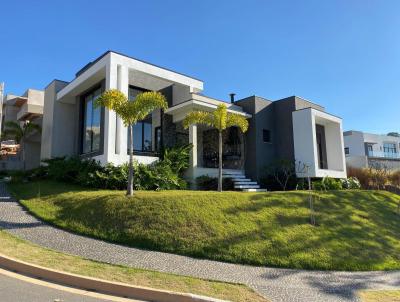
[158,85,189,149]
[236,96,275,182]
[235,95,326,183]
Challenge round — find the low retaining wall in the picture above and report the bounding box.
[0,253,228,302]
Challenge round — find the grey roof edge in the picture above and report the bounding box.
[75,50,203,82]
[293,106,342,120]
[275,95,326,109]
[44,79,70,90]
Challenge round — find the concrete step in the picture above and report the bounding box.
[223,175,246,179]
[222,170,245,175]
[231,178,251,182]
[242,188,268,192]
[234,184,260,189]
[234,181,258,185]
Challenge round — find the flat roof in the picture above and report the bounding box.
[75,50,202,82]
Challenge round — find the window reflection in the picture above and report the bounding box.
[82,88,102,154]
[127,86,153,153]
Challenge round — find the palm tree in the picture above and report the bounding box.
[95,89,167,196]
[2,121,41,170]
[183,104,249,192]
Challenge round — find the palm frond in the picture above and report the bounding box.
[130,91,168,124]
[214,104,228,130]
[2,121,23,143]
[96,90,167,126]
[24,122,42,136]
[182,111,215,129]
[226,113,249,133]
[95,89,128,115]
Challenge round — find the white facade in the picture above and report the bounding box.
[45,51,205,166]
[293,108,347,178]
[344,130,400,170]
[41,51,347,183]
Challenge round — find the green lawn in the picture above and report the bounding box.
[0,230,266,302]
[359,290,400,302]
[8,180,400,271]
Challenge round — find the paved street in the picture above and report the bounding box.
[0,269,124,302]
[0,182,399,302]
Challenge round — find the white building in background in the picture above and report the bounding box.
[344,130,400,170]
[0,87,44,170]
[0,83,4,135]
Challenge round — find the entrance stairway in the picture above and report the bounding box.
[222,170,267,192]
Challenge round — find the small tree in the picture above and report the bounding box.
[296,162,316,225]
[183,104,249,192]
[264,159,296,191]
[2,121,41,170]
[95,89,167,196]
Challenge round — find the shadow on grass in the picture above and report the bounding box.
[8,181,400,272]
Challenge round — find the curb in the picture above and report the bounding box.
[0,253,228,302]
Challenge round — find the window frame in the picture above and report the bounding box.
[79,82,105,157]
[127,85,156,155]
[262,129,272,143]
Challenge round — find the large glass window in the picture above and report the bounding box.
[384,143,397,157]
[127,86,153,153]
[155,127,161,152]
[82,88,102,154]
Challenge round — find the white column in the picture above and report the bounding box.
[189,124,198,169]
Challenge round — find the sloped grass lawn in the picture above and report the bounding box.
[8,180,400,271]
[0,230,266,302]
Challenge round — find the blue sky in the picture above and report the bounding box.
[1,0,399,133]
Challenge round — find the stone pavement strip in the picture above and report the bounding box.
[0,182,399,302]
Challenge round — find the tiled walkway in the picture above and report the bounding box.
[0,182,399,302]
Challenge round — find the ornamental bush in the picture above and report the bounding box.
[312,177,343,191]
[24,145,191,190]
[341,177,361,189]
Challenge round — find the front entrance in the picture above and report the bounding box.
[202,127,244,170]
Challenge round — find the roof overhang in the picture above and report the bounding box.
[17,104,43,121]
[57,51,204,103]
[165,95,251,123]
[6,96,28,107]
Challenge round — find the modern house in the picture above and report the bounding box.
[41,51,346,187]
[344,130,400,170]
[0,86,44,170]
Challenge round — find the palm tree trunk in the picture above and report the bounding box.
[21,139,26,171]
[127,124,134,196]
[218,130,223,192]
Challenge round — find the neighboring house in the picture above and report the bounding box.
[344,130,400,170]
[0,86,44,170]
[41,51,346,187]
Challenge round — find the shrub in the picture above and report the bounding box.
[347,167,370,189]
[162,144,192,176]
[82,164,129,190]
[312,177,343,191]
[42,157,101,183]
[389,170,400,187]
[36,145,190,191]
[261,159,298,191]
[341,177,361,189]
[347,166,399,189]
[134,161,187,191]
[196,175,234,191]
